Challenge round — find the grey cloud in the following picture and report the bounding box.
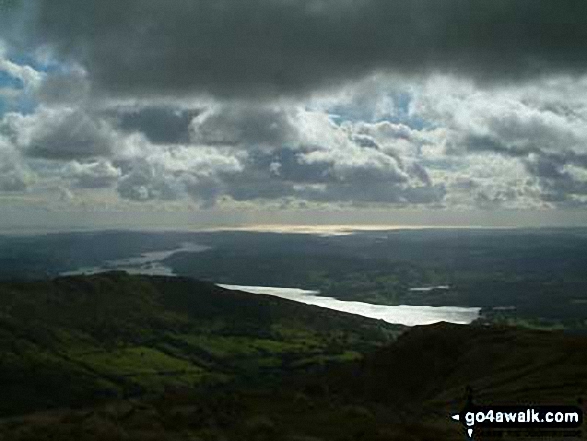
[223,175,444,206]
[4,107,117,160]
[350,121,427,158]
[353,122,414,141]
[402,184,447,205]
[295,181,446,205]
[113,106,202,144]
[37,69,90,104]
[350,134,380,150]
[0,168,30,191]
[223,146,444,205]
[169,102,446,205]
[298,147,408,184]
[58,186,74,201]
[216,149,315,201]
[462,135,540,157]
[225,175,296,202]
[67,160,121,188]
[524,153,587,203]
[16,0,587,99]
[247,148,332,184]
[183,176,226,209]
[189,106,298,146]
[114,147,244,206]
[536,102,587,122]
[475,189,519,209]
[525,153,565,180]
[0,95,447,207]
[485,113,581,154]
[452,177,479,190]
[111,139,445,206]
[443,109,583,157]
[407,162,432,186]
[117,161,184,201]
[413,80,587,165]
[242,144,410,187]
[0,137,34,192]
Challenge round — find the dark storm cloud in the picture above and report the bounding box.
[37,70,90,104]
[113,106,202,144]
[16,0,587,99]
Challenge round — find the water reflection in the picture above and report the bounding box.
[218,284,480,326]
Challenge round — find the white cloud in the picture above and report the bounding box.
[2,67,587,211]
[115,143,245,206]
[0,133,35,192]
[298,144,407,183]
[0,57,44,90]
[412,75,587,156]
[3,106,118,159]
[65,160,121,188]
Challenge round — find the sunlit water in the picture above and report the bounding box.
[218,284,480,326]
[60,246,480,326]
[409,285,450,292]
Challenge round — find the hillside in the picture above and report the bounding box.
[0,272,401,416]
[0,322,584,440]
[321,322,587,437]
[0,274,584,440]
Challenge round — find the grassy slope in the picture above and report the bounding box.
[321,322,587,439]
[0,272,402,416]
[1,322,585,440]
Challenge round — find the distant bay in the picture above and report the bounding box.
[60,242,209,277]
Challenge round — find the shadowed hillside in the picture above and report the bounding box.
[321,322,587,437]
[0,272,401,416]
[0,275,584,440]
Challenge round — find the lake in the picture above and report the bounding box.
[60,244,480,326]
[59,242,209,277]
[218,284,480,326]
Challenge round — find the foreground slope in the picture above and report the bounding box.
[0,316,584,439]
[0,274,585,440]
[321,321,587,438]
[0,272,401,416]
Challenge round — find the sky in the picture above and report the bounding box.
[2,0,587,231]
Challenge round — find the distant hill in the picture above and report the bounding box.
[0,272,401,416]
